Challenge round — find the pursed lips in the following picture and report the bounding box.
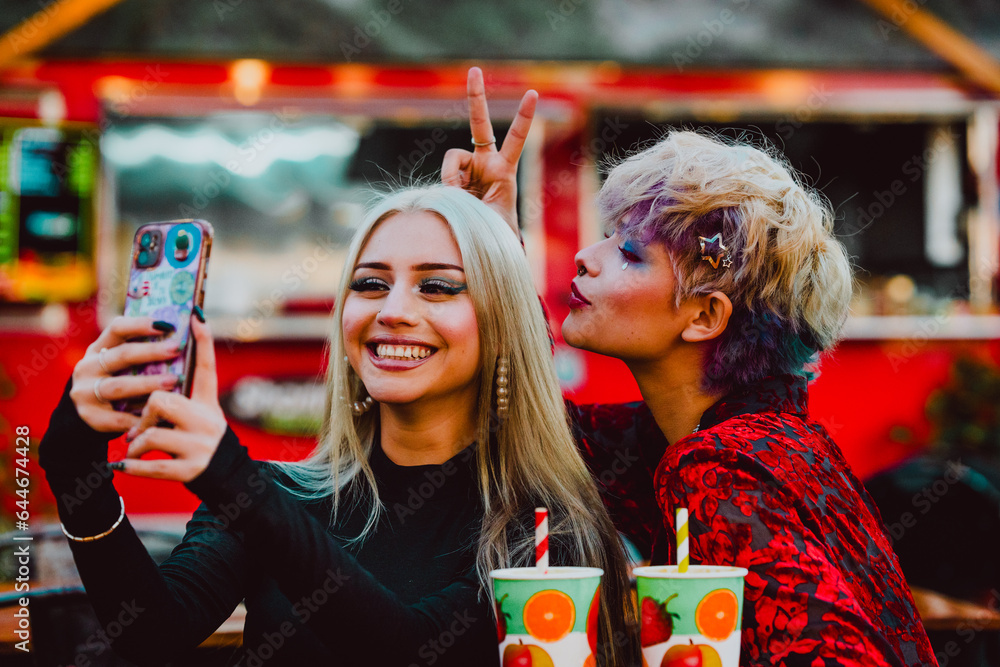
[569,282,591,306]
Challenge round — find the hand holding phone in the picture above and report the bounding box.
[116,315,229,483]
[69,318,181,435]
[114,219,213,414]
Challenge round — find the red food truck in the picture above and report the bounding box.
[2,59,997,512]
[2,0,1000,658]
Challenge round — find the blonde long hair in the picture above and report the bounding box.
[273,185,636,665]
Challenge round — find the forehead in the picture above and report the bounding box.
[357,210,463,266]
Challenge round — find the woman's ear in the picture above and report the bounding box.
[681,291,733,343]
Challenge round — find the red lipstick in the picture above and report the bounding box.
[568,282,591,309]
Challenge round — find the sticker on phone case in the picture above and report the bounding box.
[165,223,202,269]
[170,271,195,305]
[127,279,150,300]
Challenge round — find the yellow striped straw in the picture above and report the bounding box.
[676,508,689,573]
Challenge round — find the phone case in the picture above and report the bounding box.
[114,219,213,414]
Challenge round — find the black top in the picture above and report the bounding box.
[39,381,504,666]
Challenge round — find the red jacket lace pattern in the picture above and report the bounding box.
[652,375,936,667]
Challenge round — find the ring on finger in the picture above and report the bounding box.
[471,137,496,147]
[94,377,109,403]
[98,347,112,375]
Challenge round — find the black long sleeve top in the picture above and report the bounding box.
[39,381,501,666]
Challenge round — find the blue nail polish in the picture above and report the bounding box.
[108,461,126,472]
[152,321,176,334]
[192,305,205,323]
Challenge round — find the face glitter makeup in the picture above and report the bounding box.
[618,239,642,271]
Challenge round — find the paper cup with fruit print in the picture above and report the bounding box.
[634,565,747,667]
[489,567,604,667]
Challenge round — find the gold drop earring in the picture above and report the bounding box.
[352,395,374,416]
[343,355,374,415]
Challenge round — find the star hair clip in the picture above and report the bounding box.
[698,233,732,269]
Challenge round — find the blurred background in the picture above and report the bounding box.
[1,0,1000,664]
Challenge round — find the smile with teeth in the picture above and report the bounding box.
[373,344,435,361]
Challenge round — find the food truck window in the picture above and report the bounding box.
[102,112,510,339]
[0,122,98,303]
[589,115,972,318]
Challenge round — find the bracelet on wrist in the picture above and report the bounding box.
[60,496,125,543]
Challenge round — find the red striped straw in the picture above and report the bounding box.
[535,507,549,570]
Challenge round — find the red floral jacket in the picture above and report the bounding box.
[570,375,937,667]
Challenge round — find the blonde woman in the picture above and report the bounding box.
[39,186,637,666]
[445,68,937,667]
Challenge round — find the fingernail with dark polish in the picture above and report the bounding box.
[108,461,126,472]
[152,321,176,333]
[192,305,205,323]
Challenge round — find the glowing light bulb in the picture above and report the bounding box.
[231,59,270,106]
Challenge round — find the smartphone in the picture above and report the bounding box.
[113,219,213,414]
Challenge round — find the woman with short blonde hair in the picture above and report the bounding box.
[591,129,852,393]
[446,68,938,667]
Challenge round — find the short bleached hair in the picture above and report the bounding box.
[598,130,853,393]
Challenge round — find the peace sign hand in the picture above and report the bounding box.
[442,67,537,237]
[116,315,228,483]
